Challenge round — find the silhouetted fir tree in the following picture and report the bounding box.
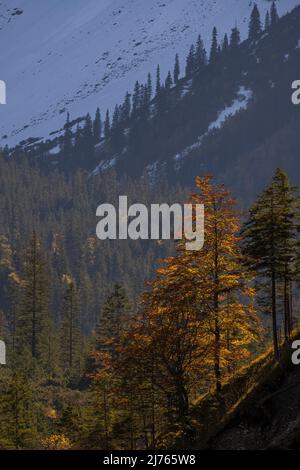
[94,284,131,355]
[165,70,173,90]
[62,112,73,161]
[147,73,153,101]
[18,233,50,362]
[230,26,241,49]
[271,1,279,27]
[139,84,145,110]
[93,108,102,144]
[104,110,110,140]
[111,105,124,149]
[112,105,120,131]
[265,10,270,30]
[132,81,141,117]
[81,113,94,167]
[156,85,167,116]
[271,169,297,341]
[222,34,229,55]
[173,53,180,84]
[73,123,83,162]
[209,27,219,64]
[121,92,131,123]
[195,35,207,71]
[248,4,262,41]
[185,44,195,78]
[242,169,297,357]
[59,275,83,382]
[155,65,161,96]
[140,84,151,118]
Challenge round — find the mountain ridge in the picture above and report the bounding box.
[1,0,299,147]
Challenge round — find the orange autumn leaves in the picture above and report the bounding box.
[91,176,261,426]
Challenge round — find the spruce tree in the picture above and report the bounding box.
[185,44,195,78]
[209,27,219,64]
[155,65,161,96]
[270,1,279,27]
[18,233,50,362]
[121,92,131,123]
[93,108,102,144]
[165,70,173,90]
[265,10,270,30]
[132,81,141,116]
[222,34,229,55]
[62,112,73,161]
[248,4,262,41]
[195,35,207,71]
[242,169,296,356]
[230,26,241,50]
[147,73,153,101]
[104,110,110,140]
[81,113,94,167]
[173,53,180,84]
[94,284,131,355]
[272,169,297,340]
[59,275,83,382]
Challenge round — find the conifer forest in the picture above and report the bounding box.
[1,1,300,454]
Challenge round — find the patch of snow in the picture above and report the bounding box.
[91,156,117,175]
[48,144,61,155]
[172,85,252,171]
[208,86,252,131]
[181,79,193,97]
[173,136,204,170]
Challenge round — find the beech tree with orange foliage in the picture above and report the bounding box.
[133,176,260,426]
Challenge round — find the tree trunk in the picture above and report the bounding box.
[175,377,189,423]
[271,270,279,359]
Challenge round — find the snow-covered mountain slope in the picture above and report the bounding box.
[0,0,299,147]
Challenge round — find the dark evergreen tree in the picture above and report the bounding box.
[270,1,279,27]
[93,108,102,144]
[81,113,94,167]
[94,284,131,355]
[165,70,173,90]
[248,4,262,41]
[173,53,180,84]
[230,26,241,49]
[132,81,141,117]
[209,27,219,64]
[272,169,297,341]
[185,44,195,78]
[222,34,229,55]
[242,169,297,357]
[104,110,110,140]
[265,10,270,30]
[147,73,153,102]
[18,233,50,362]
[195,35,207,71]
[121,92,131,123]
[155,65,161,96]
[62,112,73,161]
[59,275,83,382]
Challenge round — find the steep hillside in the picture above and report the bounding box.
[207,340,300,450]
[0,0,298,147]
